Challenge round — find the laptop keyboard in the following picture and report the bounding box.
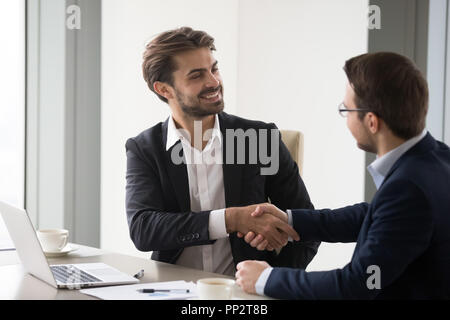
[50,265,102,284]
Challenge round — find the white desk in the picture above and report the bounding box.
[0,244,271,300]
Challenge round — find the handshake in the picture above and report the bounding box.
[225,203,300,251]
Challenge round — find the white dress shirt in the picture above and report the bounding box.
[254,129,428,296]
[166,115,234,276]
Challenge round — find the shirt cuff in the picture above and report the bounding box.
[208,209,228,240]
[287,209,293,242]
[287,209,293,226]
[255,267,273,296]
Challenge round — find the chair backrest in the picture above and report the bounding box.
[280,130,304,177]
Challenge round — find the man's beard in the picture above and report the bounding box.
[357,141,377,154]
[175,85,225,118]
[356,126,377,154]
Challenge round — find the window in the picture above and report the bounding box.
[0,0,25,249]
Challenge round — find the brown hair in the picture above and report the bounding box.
[344,52,428,140]
[142,27,216,103]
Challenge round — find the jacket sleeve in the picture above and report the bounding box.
[265,180,433,299]
[264,123,320,269]
[290,202,369,243]
[125,138,214,252]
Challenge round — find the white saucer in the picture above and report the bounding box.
[44,244,79,257]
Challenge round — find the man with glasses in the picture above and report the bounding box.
[235,52,450,299]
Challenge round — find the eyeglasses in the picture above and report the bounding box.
[338,102,371,118]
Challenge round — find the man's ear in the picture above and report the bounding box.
[365,112,380,134]
[153,81,174,101]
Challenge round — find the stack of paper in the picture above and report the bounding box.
[80,280,197,300]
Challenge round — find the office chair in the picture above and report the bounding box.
[280,130,304,177]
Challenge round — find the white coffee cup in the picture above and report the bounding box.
[36,229,69,252]
[196,278,235,300]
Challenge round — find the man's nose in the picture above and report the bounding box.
[205,71,220,87]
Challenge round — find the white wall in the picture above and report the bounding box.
[101,0,368,270]
[237,0,368,271]
[101,0,239,258]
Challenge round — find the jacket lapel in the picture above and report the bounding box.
[161,118,191,211]
[219,112,243,207]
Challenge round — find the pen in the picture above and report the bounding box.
[137,289,190,293]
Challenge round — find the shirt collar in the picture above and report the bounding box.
[367,129,427,189]
[165,114,222,151]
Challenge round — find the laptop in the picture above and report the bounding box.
[0,201,139,289]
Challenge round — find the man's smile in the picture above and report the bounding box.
[199,87,222,103]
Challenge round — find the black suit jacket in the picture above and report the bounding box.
[266,133,450,299]
[125,112,319,269]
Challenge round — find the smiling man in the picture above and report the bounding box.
[124,27,319,275]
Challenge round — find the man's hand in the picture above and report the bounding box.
[235,260,271,295]
[238,232,275,251]
[253,203,289,221]
[237,204,298,251]
[226,204,299,250]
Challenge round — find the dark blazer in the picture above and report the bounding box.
[266,133,450,299]
[125,112,320,269]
